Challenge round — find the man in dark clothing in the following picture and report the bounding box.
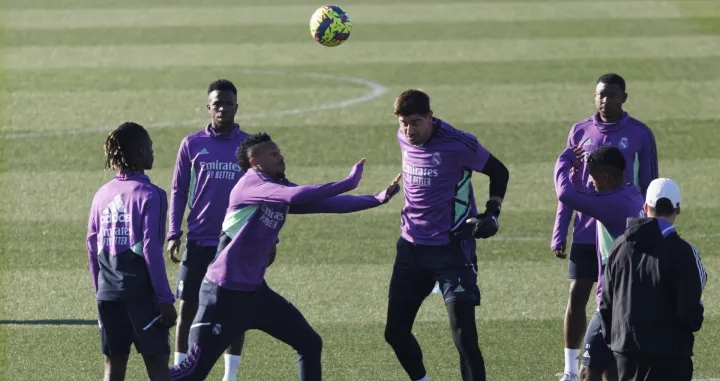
[600,178,707,381]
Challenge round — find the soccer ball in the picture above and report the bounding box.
[309,4,352,47]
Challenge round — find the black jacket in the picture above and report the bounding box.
[599,217,707,357]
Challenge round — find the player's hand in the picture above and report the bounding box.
[347,158,366,189]
[268,245,277,267]
[466,200,502,239]
[167,239,181,264]
[570,145,585,170]
[378,173,402,203]
[553,243,567,259]
[158,303,178,328]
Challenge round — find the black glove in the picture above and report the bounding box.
[467,200,501,239]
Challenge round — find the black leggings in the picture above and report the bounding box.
[384,297,486,381]
[170,280,322,381]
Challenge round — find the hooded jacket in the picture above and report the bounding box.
[599,217,707,357]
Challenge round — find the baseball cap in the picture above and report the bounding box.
[645,178,682,208]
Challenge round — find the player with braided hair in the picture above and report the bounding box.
[87,122,177,381]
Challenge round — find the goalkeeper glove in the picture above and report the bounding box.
[466,200,501,239]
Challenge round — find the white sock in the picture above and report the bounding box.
[564,348,580,375]
[416,375,429,381]
[223,354,241,381]
[174,352,187,366]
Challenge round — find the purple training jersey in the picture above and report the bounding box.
[552,112,658,250]
[554,148,644,308]
[168,124,250,245]
[399,118,491,246]
[86,171,175,304]
[205,165,393,291]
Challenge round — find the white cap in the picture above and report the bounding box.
[645,178,682,209]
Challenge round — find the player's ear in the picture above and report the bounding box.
[643,203,649,215]
[427,111,433,120]
[622,92,628,103]
[675,207,681,216]
[249,156,257,168]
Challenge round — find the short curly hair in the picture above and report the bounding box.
[236,132,272,172]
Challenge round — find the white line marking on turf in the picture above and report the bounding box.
[0,70,387,140]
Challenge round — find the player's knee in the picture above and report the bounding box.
[384,324,405,347]
[297,329,322,355]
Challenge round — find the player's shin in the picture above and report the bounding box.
[447,301,486,381]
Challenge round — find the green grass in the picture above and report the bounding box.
[1,0,719,380]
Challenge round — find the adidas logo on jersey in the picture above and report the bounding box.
[199,148,210,155]
[101,194,131,224]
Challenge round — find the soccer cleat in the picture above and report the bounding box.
[559,373,579,381]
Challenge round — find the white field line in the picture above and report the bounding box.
[0,69,388,140]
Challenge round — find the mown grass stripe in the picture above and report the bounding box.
[3,81,718,136]
[7,36,720,69]
[6,18,720,47]
[7,56,720,91]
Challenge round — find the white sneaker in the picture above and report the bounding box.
[431,283,442,294]
[559,373,579,381]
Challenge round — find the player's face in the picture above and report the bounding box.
[594,82,627,121]
[398,113,433,145]
[252,141,286,178]
[588,166,610,192]
[207,90,239,129]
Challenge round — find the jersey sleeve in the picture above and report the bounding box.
[673,244,707,332]
[554,149,621,225]
[458,132,491,172]
[288,194,383,214]
[143,189,175,304]
[86,200,99,293]
[167,138,191,240]
[240,165,363,205]
[552,126,576,250]
[637,127,659,195]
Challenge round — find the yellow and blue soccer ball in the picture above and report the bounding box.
[309,4,352,47]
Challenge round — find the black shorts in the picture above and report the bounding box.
[389,237,480,306]
[568,243,598,280]
[169,279,322,380]
[176,241,218,301]
[97,299,170,356]
[581,311,616,372]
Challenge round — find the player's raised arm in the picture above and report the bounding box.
[554,146,627,224]
[289,173,402,214]
[235,133,365,205]
[167,138,191,243]
[552,126,578,255]
[86,201,100,293]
